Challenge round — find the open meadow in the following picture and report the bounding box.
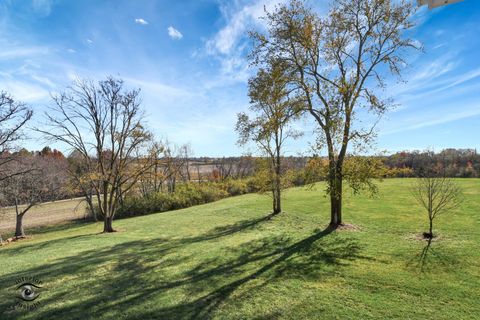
[1,179,478,319]
[0,198,88,236]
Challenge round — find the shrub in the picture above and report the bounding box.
[117,182,229,218]
[221,179,249,196]
[245,177,261,193]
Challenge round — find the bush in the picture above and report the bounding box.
[245,177,261,193]
[117,182,229,218]
[116,175,295,218]
[221,179,249,196]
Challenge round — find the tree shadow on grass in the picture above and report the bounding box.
[407,238,459,273]
[25,219,92,235]
[190,213,275,241]
[0,216,269,259]
[0,218,372,320]
[0,218,93,238]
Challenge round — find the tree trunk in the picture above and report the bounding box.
[103,215,115,233]
[15,213,25,238]
[274,189,281,214]
[272,172,282,214]
[427,218,433,238]
[272,194,277,213]
[272,149,282,215]
[329,176,343,229]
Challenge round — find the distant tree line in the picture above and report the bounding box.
[382,149,480,178]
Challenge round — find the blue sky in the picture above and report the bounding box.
[0,0,479,156]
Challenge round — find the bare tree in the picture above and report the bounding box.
[138,139,193,196]
[0,91,33,181]
[67,150,98,221]
[0,153,68,237]
[138,141,166,197]
[413,174,462,239]
[178,143,193,182]
[235,155,256,179]
[236,59,301,215]
[250,0,420,228]
[194,161,203,184]
[163,141,187,193]
[38,77,153,232]
[213,157,236,182]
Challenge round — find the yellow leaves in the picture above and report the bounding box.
[302,20,314,43]
[338,82,350,96]
[304,157,329,183]
[81,172,101,183]
[343,156,388,196]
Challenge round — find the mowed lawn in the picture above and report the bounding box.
[0,179,479,319]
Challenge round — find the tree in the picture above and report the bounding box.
[250,0,420,228]
[0,91,33,181]
[138,141,166,197]
[162,141,188,193]
[67,150,98,221]
[413,173,462,239]
[0,152,68,237]
[213,157,235,182]
[178,143,193,182]
[236,59,301,215]
[38,77,153,232]
[137,139,193,196]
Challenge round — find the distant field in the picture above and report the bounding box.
[0,179,479,319]
[0,198,89,235]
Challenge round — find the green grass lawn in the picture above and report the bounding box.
[0,179,479,319]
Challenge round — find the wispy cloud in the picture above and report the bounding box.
[0,79,50,102]
[206,0,284,56]
[382,103,480,135]
[409,55,458,82]
[0,46,50,60]
[167,26,183,40]
[201,0,287,87]
[32,0,54,16]
[124,77,190,98]
[135,18,148,25]
[395,67,480,106]
[429,68,480,93]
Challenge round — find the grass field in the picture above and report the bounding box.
[0,179,478,319]
[0,198,89,235]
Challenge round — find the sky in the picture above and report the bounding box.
[0,0,479,156]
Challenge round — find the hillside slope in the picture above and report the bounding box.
[0,179,479,319]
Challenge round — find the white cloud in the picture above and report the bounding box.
[0,79,50,102]
[86,38,93,44]
[135,18,148,25]
[67,48,76,53]
[32,0,54,16]
[383,105,480,135]
[206,0,285,55]
[395,67,480,105]
[201,0,289,87]
[409,55,458,82]
[431,68,480,93]
[167,26,183,40]
[124,77,190,98]
[0,46,50,60]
